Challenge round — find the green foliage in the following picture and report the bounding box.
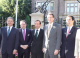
[18,0,31,19]
[26,15,31,28]
[0,0,15,17]
[0,0,31,27]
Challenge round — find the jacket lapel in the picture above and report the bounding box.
[70,26,75,34]
[33,30,35,36]
[64,27,67,36]
[50,23,56,32]
[67,26,75,38]
[45,25,48,35]
[5,27,7,38]
[37,29,41,39]
[19,29,24,41]
[49,23,56,35]
[33,30,36,40]
[25,29,28,41]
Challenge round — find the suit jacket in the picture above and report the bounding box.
[18,28,32,53]
[43,23,62,55]
[60,26,77,58]
[0,26,19,54]
[74,29,80,57]
[31,29,44,54]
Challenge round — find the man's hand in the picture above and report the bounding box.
[24,45,29,49]
[20,45,24,49]
[20,45,28,49]
[42,48,47,53]
[54,50,60,55]
[13,49,17,54]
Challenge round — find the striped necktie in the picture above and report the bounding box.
[7,27,10,36]
[35,30,38,39]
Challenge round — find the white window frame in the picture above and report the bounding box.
[65,1,79,15]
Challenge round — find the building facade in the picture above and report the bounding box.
[31,0,80,27]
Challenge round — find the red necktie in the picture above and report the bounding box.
[66,27,70,38]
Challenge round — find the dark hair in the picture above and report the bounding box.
[7,17,14,21]
[47,13,54,18]
[20,20,27,24]
[35,20,41,24]
[67,16,76,26]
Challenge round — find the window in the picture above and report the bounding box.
[36,1,54,11]
[66,3,78,14]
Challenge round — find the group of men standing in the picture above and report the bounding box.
[0,13,79,58]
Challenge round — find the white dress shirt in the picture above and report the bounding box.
[45,22,53,49]
[74,29,80,57]
[67,26,73,34]
[66,26,73,37]
[48,22,53,29]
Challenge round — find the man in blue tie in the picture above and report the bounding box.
[0,17,19,58]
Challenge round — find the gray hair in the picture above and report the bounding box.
[7,17,14,21]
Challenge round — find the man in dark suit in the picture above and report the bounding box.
[31,20,44,58]
[0,17,19,58]
[60,16,77,58]
[18,20,32,58]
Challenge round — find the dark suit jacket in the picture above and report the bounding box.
[31,29,44,54]
[0,26,19,54]
[60,26,77,58]
[18,28,32,53]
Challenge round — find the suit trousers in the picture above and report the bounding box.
[45,50,58,58]
[2,52,15,58]
[18,51,30,58]
[31,52,44,58]
[60,54,66,58]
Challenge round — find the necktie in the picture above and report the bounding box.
[23,29,26,41]
[7,27,10,36]
[35,30,38,39]
[66,27,70,38]
[48,25,52,38]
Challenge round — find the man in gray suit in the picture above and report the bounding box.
[43,13,62,58]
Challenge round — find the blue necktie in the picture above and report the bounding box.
[7,27,10,36]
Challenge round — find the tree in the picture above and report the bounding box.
[18,0,31,19]
[0,0,31,27]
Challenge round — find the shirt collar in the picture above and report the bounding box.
[7,26,13,30]
[7,26,13,31]
[35,28,40,31]
[22,28,26,30]
[22,28,26,32]
[67,26,73,30]
[7,26,13,28]
[49,22,53,26]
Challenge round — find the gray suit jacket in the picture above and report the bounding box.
[43,23,62,54]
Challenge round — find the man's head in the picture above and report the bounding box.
[66,16,75,26]
[35,20,41,29]
[6,17,14,27]
[20,20,27,29]
[47,13,55,23]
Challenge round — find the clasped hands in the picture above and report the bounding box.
[20,45,29,49]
